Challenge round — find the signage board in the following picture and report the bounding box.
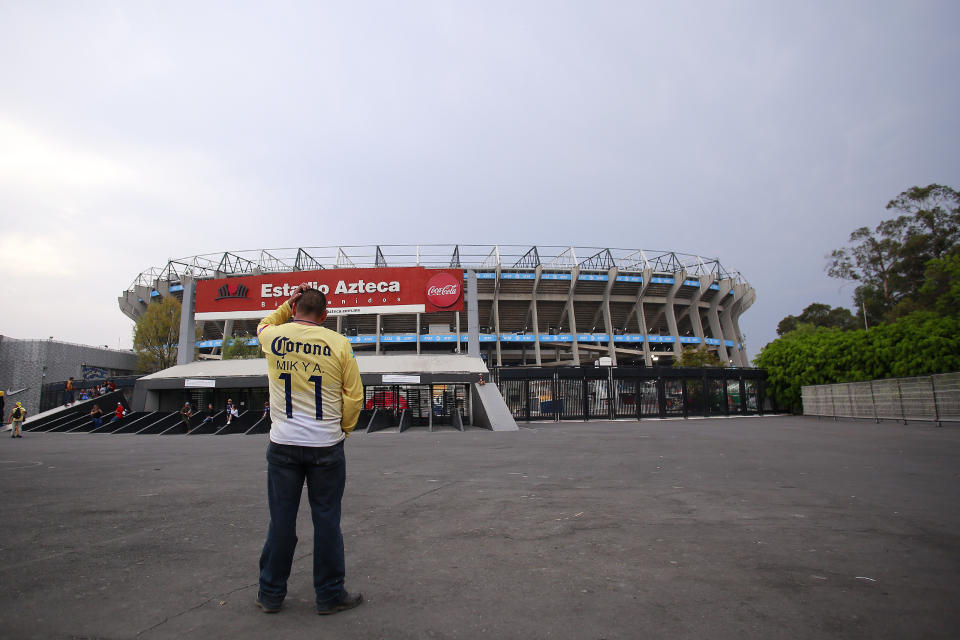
[194,267,463,320]
[184,378,216,388]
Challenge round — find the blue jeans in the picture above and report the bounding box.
[258,440,347,609]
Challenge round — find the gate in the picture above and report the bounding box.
[493,366,766,422]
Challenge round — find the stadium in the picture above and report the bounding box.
[119,244,755,369]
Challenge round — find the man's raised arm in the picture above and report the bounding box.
[257,301,293,343]
[257,284,308,348]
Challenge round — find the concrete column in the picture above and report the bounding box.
[708,279,731,364]
[467,270,480,358]
[687,276,709,349]
[602,266,618,365]
[455,312,461,354]
[492,265,502,367]
[729,286,755,364]
[176,276,196,366]
[375,315,381,355]
[531,266,542,366]
[664,272,684,359]
[561,266,580,365]
[415,313,421,355]
[215,318,234,355]
[155,279,171,298]
[719,283,745,367]
[118,291,148,320]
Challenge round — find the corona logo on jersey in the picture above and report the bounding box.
[195,267,463,320]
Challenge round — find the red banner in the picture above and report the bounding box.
[194,267,463,320]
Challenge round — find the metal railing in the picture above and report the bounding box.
[492,366,768,421]
[801,373,960,426]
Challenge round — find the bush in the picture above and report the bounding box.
[754,312,960,412]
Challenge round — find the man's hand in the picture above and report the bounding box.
[287,282,310,309]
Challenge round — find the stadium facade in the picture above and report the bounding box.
[119,245,755,368]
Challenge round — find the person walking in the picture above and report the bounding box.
[255,283,364,616]
[9,402,26,438]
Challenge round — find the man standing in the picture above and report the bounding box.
[255,284,364,616]
[9,402,26,438]
[65,377,75,406]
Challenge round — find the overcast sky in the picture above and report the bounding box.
[1,1,957,355]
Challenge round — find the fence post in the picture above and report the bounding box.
[740,373,747,416]
[608,367,615,421]
[868,380,879,423]
[930,376,942,427]
[582,377,588,422]
[723,378,730,416]
[757,377,764,417]
[657,377,666,419]
[678,379,686,419]
[636,376,642,422]
[525,380,531,423]
[830,384,837,421]
[553,370,559,422]
[897,379,906,425]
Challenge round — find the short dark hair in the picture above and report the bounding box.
[297,288,327,317]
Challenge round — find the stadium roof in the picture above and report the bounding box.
[127,245,749,291]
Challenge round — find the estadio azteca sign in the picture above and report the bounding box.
[194,267,463,320]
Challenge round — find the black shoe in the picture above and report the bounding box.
[256,597,281,614]
[317,592,363,615]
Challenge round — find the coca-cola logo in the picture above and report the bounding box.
[425,272,461,308]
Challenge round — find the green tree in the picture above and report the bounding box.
[776,302,858,335]
[917,254,960,317]
[133,296,182,373]
[222,333,260,360]
[675,345,721,367]
[827,184,960,323]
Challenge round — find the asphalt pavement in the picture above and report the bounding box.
[0,416,958,639]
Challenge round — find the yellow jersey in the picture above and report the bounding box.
[257,301,363,446]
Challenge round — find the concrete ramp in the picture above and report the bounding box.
[471,383,519,431]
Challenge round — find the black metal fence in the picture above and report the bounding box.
[362,383,471,429]
[492,366,766,422]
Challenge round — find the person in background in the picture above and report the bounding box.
[107,380,116,392]
[9,402,26,438]
[200,403,216,427]
[180,402,193,432]
[79,388,89,401]
[0,390,5,423]
[225,399,239,425]
[89,404,104,428]
[108,403,125,424]
[263,401,270,418]
[64,377,75,406]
